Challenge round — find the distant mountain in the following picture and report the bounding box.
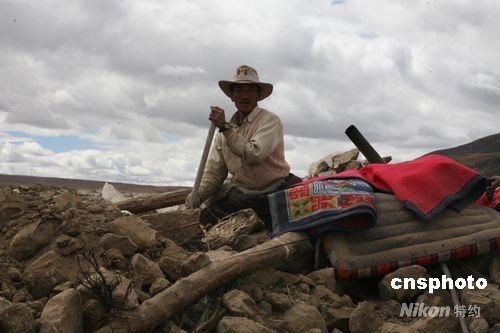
[0,174,186,195]
[429,133,500,178]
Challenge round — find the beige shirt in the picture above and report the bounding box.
[198,106,290,201]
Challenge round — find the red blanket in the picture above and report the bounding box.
[299,154,487,221]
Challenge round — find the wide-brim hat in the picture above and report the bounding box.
[218,65,273,101]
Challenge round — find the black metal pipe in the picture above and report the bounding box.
[345,125,385,164]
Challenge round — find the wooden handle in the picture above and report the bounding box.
[191,123,216,197]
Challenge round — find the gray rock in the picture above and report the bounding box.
[489,323,500,333]
[24,250,79,298]
[60,219,81,237]
[222,289,264,322]
[6,267,22,282]
[343,160,363,171]
[468,317,489,333]
[349,301,384,333]
[281,302,328,333]
[131,253,165,285]
[9,217,61,260]
[307,149,360,177]
[258,300,272,316]
[98,233,138,256]
[0,200,26,230]
[102,248,127,270]
[40,288,83,333]
[331,148,360,172]
[236,268,279,291]
[55,234,83,256]
[158,241,189,280]
[263,292,293,311]
[308,159,332,178]
[378,265,429,302]
[0,302,37,333]
[461,283,500,323]
[409,315,460,333]
[109,272,139,310]
[307,268,336,292]
[80,267,138,310]
[26,299,46,315]
[181,251,211,275]
[216,316,274,333]
[313,285,353,308]
[415,290,453,308]
[83,299,108,331]
[0,281,14,300]
[277,271,315,287]
[0,296,11,309]
[149,277,171,295]
[54,191,82,210]
[11,289,32,302]
[320,304,354,332]
[107,216,157,250]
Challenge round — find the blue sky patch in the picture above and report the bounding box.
[161,132,183,143]
[7,131,97,153]
[359,32,378,40]
[330,0,346,5]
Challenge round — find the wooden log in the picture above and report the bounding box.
[109,232,312,332]
[116,189,189,214]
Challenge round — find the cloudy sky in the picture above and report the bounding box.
[1,0,499,186]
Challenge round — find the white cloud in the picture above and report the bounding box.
[156,65,206,77]
[0,0,498,185]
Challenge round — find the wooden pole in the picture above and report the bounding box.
[345,125,385,164]
[116,189,189,213]
[191,123,216,199]
[109,232,312,332]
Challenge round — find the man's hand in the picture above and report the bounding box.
[185,192,201,209]
[209,106,226,129]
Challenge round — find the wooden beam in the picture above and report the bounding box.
[116,189,189,214]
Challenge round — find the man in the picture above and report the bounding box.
[186,65,300,227]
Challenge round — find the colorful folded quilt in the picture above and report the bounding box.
[269,178,376,237]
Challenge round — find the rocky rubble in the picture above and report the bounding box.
[0,167,499,332]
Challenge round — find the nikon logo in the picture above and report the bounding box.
[400,303,451,318]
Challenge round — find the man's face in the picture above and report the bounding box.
[231,84,259,114]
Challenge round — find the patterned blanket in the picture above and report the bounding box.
[269,178,376,237]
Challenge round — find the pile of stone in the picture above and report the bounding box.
[307,148,392,178]
[0,177,499,332]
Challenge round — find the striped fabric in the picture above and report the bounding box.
[324,236,500,280]
[323,193,500,279]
